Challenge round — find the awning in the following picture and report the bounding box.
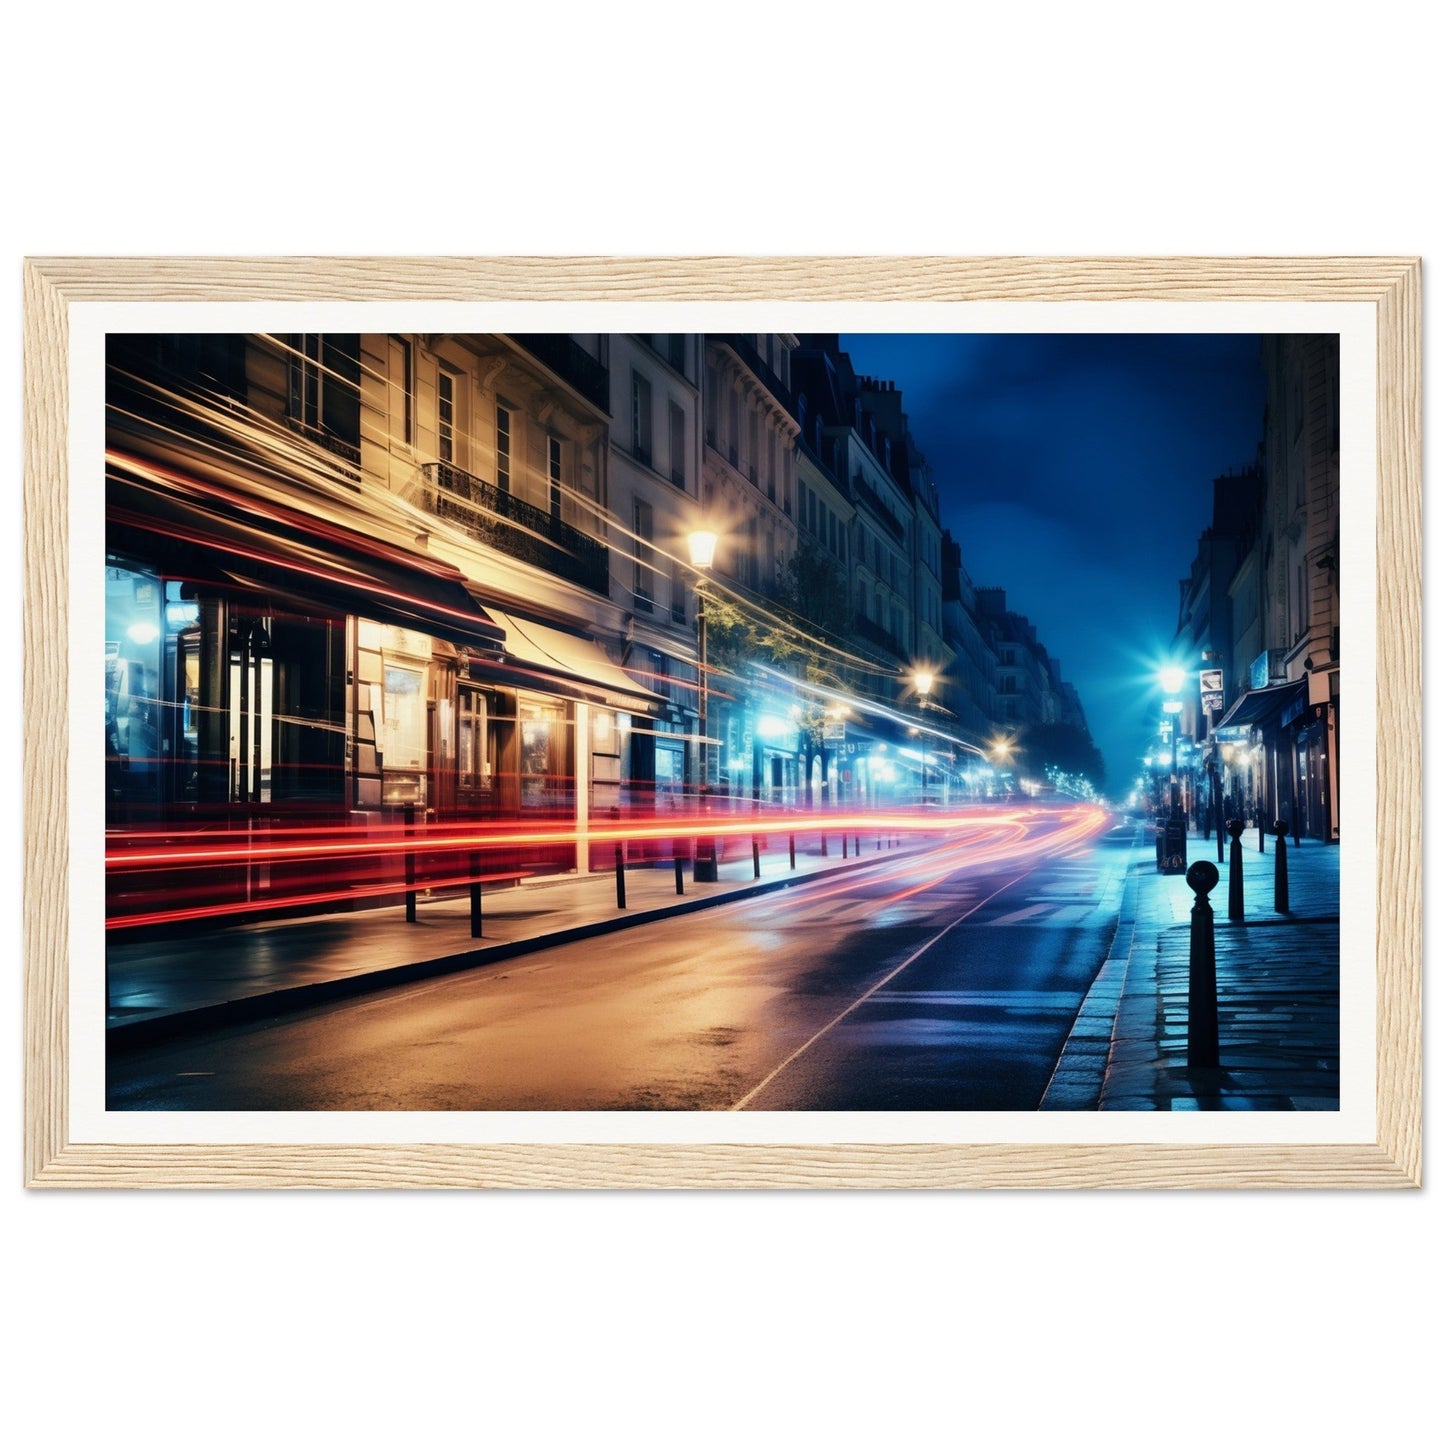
[106,452,506,656]
[1214,679,1306,732]
[476,608,665,713]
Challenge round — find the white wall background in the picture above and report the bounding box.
[4,5,1438,1440]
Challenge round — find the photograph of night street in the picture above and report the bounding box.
[102,329,1341,1112]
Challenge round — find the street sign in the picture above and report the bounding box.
[1200,668,1225,715]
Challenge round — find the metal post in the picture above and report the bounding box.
[752,836,760,879]
[841,833,848,859]
[821,832,828,857]
[615,844,626,909]
[1185,860,1221,1068]
[404,802,417,924]
[1213,765,1225,864]
[674,855,685,895]
[1226,818,1245,923]
[1272,819,1290,914]
[788,833,795,869]
[470,849,482,939]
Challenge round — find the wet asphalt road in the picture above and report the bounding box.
[107,818,1134,1111]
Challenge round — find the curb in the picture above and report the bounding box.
[1037,839,1143,1110]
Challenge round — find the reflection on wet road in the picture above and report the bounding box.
[107,809,1130,1111]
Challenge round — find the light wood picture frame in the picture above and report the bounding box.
[23,256,1421,1189]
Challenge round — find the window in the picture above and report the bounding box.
[631,371,653,466]
[388,338,413,446]
[286,335,361,460]
[438,368,455,465]
[457,688,491,792]
[496,404,512,493]
[633,498,654,610]
[290,333,325,430]
[548,436,563,518]
[668,401,686,487]
[671,557,686,624]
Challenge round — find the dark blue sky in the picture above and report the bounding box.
[838,333,1267,794]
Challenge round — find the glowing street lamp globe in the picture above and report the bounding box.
[687,530,718,569]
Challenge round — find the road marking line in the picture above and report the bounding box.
[729,869,1033,1111]
[987,903,1052,926]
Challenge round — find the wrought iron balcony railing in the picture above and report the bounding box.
[509,335,611,414]
[853,612,908,660]
[421,462,610,596]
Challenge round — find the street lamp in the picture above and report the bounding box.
[913,669,934,804]
[1158,665,1187,874]
[687,529,718,881]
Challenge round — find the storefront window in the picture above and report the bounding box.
[457,688,492,793]
[519,698,565,808]
[105,564,163,820]
[381,662,426,772]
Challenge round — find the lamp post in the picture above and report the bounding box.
[913,670,934,804]
[1159,665,1187,873]
[687,529,718,881]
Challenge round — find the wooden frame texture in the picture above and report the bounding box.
[23,256,1422,1188]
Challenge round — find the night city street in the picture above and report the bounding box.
[98,328,1342,1113]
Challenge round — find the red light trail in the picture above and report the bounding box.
[104,804,1110,930]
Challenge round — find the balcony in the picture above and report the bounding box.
[852,474,905,541]
[510,335,611,414]
[853,612,907,660]
[421,462,610,596]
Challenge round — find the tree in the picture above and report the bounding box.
[1015,722,1107,792]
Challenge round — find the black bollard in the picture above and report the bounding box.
[842,834,848,859]
[1272,820,1290,914]
[1185,860,1221,1068]
[1226,818,1245,923]
[1292,801,1301,849]
[615,844,626,909]
[470,850,482,939]
[404,802,417,924]
[752,836,761,879]
[674,855,685,895]
[821,832,828,857]
[1258,813,1265,853]
[789,833,795,870]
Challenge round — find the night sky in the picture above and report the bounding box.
[838,333,1268,796]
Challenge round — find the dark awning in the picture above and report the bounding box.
[106,453,506,656]
[1214,679,1306,732]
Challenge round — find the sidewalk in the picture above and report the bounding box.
[105,826,930,1049]
[1094,830,1341,1110]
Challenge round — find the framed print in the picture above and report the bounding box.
[23,256,1421,1188]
